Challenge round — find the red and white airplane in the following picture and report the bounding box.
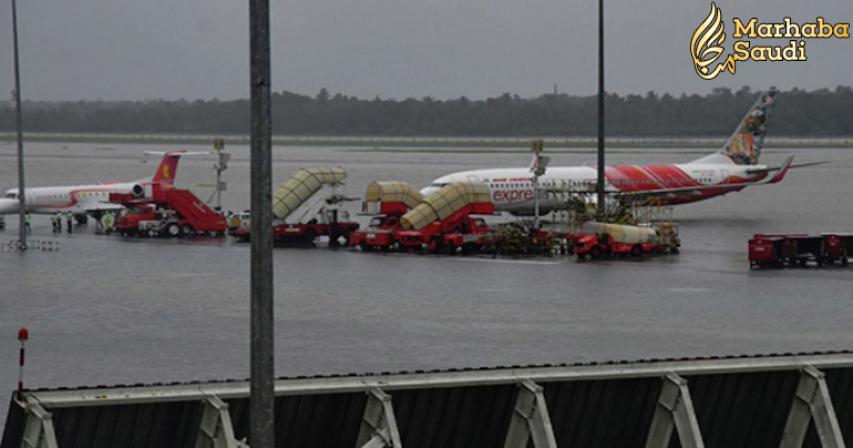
[0,151,202,216]
[421,89,811,215]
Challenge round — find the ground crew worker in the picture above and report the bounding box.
[65,212,73,234]
[102,212,115,234]
[24,213,32,234]
[51,213,60,233]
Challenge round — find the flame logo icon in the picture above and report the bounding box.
[691,2,736,79]
[162,164,171,179]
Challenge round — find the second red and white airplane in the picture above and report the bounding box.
[0,151,203,217]
[421,88,812,215]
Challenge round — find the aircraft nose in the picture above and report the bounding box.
[419,187,438,196]
[0,199,20,214]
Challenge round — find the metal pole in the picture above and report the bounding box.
[249,0,274,445]
[17,327,28,401]
[531,140,542,230]
[596,0,606,219]
[214,140,223,211]
[11,0,26,248]
[216,160,222,210]
[533,171,540,230]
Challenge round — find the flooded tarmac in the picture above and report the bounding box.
[1,141,852,421]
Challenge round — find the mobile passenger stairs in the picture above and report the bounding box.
[233,168,360,246]
[351,182,495,254]
[109,185,227,238]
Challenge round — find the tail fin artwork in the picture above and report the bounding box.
[722,88,777,165]
[693,88,777,166]
[147,151,209,185]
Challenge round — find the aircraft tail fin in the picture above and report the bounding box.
[149,151,209,185]
[693,88,777,166]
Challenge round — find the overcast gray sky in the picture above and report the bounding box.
[1,0,851,101]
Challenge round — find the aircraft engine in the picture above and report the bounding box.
[131,184,145,198]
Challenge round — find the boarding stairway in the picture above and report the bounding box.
[110,186,226,234]
[162,189,226,233]
[400,182,494,230]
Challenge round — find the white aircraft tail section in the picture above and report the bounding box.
[692,88,777,166]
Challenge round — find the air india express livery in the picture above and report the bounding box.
[422,89,810,215]
[0,151,203,217]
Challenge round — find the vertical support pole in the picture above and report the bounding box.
[503,380,558,448]
[595,0,606,219]
[19,398,58,448]
[11,0,27,249]
[533,169,540,230]
[17,328,28,400]
[779,366,846,448]
[530,140,544,230]
[248,0,274,446]
[644,373,705,448]
[196,396,243,448]
[356,388,402,448]
[214,139,223,211]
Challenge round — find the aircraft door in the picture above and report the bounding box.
[25,190,38,210]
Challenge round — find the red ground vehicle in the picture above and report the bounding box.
[574,235,657,259]
[235,209,359,246]
[352,181,495,254]
[750,233,852,268]
[750,233,823,267]
[235,168,360,246]
[352,202,494,254]
[110,187,227,237]
[822,233,851,266]
[396,203,494,254]
[350,214,401,251]
[349,202,408,251]
[275,209,359,246]
[748,235,787,268]
[573,222,679,260]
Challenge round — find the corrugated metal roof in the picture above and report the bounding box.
[4,350,853,448]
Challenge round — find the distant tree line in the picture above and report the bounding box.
[1,86,851,136]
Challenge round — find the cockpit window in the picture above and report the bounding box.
[4,192,17,199]
[429,183,447,188]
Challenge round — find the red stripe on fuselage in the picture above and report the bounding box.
[605,164,700,192]
[640,165,700,188]
[604,164,763,206]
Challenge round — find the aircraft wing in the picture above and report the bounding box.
[745,160,827,175]
[144,151,210,157]
[613,156,795,199]
[83,203,127,213]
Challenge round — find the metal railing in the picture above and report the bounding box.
[5,351,853,448]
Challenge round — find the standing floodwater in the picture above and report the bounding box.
[1,142,852,424]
